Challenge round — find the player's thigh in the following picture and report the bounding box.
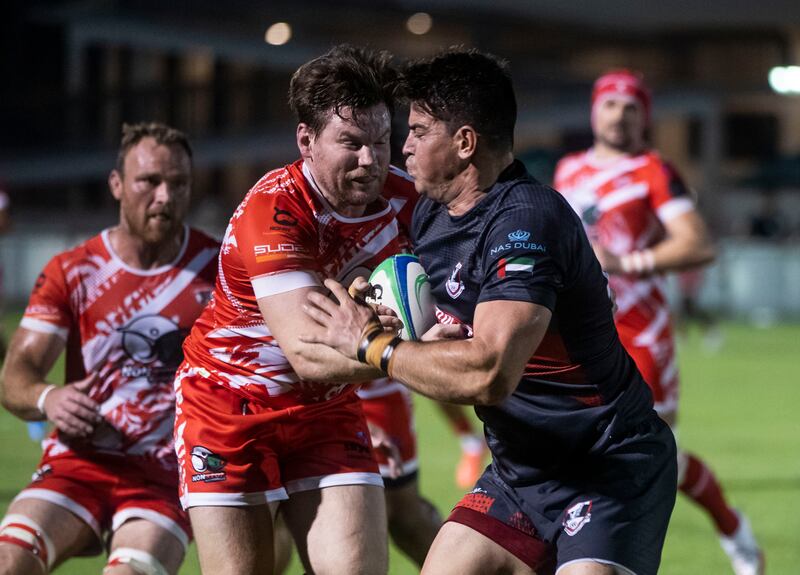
[108,519,185,575]
[188,504,275,575]
[281,484,387,574]
[1,498,97,569]
[421,521,535,575]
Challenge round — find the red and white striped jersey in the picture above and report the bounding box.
[553,149,695,339]
[182,159,416,406]
[22,227,218,470]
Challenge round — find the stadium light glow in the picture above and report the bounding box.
[265,22,292,46]
[768,66,800,95]
[406,12,433,35]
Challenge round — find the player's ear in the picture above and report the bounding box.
[108,170,123,201]
[297,123,315,160]
[454,125,478,160]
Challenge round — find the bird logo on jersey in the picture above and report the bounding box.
[445,262,465,299]
[118,315,187,385]
[563,500,593,536]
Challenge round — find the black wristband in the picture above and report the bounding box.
[380,336,403,372]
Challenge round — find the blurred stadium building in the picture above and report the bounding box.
[2,0,800,319]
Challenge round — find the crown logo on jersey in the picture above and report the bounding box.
[508,230,531,242]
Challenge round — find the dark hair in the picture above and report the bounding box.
[288,44,397,134]
[116,122,192,175]
[398,48,516,151]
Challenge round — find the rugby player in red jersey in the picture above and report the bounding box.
[0,123,218,575]
[175,45,439,575]
[553,69,763,575]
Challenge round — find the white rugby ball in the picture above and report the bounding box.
[368,254,436,341]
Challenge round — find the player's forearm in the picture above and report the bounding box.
[291,342,385,383]
[0,362,52,421]
[650,235,716,273]
[388,338,514,405]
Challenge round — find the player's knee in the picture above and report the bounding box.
[104,547,169,575]
[0,514,54,574]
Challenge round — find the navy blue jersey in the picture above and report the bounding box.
[412,160,655,486]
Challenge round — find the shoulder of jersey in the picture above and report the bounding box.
[554,150,590,179]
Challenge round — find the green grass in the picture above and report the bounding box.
[1,318,798,574]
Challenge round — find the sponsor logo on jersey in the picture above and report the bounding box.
[489,241,547,256]
[117,315,187,386]
[31,464,53,482]
[508,229,531,242]
[273,206,298,227]
[190,445,227,483]
[563,500,592,536]
[118,315,186,385]
[497,257,535,278]
[445,262,465,299]
[254,243,307,263]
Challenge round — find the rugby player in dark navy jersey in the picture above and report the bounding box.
[301,49,677,575]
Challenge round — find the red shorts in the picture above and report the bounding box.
[616,321,679,415]
[175,367,382,509]
[359,386,418,486]
[14,451,190,555]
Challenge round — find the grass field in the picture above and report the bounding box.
[1,319,798,574]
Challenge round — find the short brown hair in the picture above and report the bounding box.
[288,44,397,134]
[116,122,192,175]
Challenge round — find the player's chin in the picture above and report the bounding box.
[143,220,181,244]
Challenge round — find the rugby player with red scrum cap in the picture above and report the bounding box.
[554,69,764,575]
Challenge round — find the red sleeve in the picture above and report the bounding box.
[21,255,73,339]
[232,187,321,299]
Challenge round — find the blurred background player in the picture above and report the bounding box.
[553,69,764,575]
[174,44,441,575]
[0,122,218,575]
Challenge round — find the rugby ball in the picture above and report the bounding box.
[367,254,436,341]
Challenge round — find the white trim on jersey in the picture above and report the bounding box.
[180,487,289,509]
[251,269,320,299]
[302,162,393,223]
[556,558,637,575]
[284,471,384,495]
[596,182,649,213]
[101,225,191,277]
[632,306,671,347]
[206,325,272,339]
[379,457,419,479]
[111,507,190,551]
[19,317,69,340]
[656,197,695,223]
[14,488,103,540]
[388,164,414,182]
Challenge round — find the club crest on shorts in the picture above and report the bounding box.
[563,500,592,536]
[190,445,227,483]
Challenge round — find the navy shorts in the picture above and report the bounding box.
[448,412,677,575]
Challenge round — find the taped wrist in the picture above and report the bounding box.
[357,320,402,374]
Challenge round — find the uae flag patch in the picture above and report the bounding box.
[498,256,535,278]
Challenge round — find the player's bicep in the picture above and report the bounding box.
[472,299,552,399]
[257,284,327,362]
